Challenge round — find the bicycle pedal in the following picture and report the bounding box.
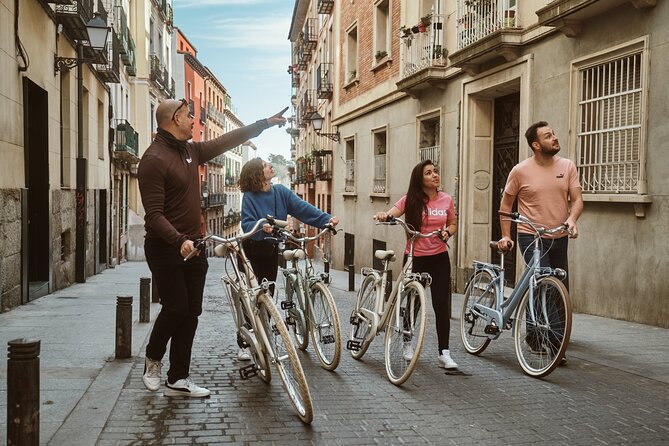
[239,364,259,380]
[321,335,335,344]
[346,340,362,351]
[285,316,295,326]
[281,300,296,310]
[349,314,360,325]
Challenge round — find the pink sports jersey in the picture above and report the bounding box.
[394,192,456,256]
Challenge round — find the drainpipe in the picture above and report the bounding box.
[454,101,461,290]
[75,43,87,283]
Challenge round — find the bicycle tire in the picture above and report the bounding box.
[460,270,497,355]
[384,281,427,386]
[349,274,377,360]
[284,274,309,351]
[308,281,342,371]
[514,276,572,378]
[257,293,314,424]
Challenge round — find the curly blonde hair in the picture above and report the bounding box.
[238,158,266,192]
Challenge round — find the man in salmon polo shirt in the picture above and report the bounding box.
[497,121,583,362]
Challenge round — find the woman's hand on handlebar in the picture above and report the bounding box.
[329,216,339,227]
[497,236,514,252]
[374,212,388,222]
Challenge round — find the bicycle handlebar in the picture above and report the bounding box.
[279,223,339,244]
[184,215,288,260]
[498,210,571,237]
[376,216,441,239]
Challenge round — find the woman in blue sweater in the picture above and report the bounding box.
[237,158,339,359]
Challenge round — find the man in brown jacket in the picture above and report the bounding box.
[138,98,286,397]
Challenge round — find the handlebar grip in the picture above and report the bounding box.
[183,240,204,261]
[498,210,519,219]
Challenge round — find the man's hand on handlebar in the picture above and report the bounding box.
[565,218,578,239]
[497,236,514,252]
[182,239,203,260]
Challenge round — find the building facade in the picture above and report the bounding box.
[317,0,667,327]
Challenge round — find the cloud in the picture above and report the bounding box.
[176,0,269,8]
[195,17,292,49]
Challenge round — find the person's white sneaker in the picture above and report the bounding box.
[237,347,252,361]
[438,349,458,369]
[164,377,210,398]
[402,342,414,361]
[142,357,162,391]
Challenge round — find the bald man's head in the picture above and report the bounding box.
[156,99,186,127]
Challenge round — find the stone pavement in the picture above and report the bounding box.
[1,259,668,445]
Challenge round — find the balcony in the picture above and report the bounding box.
[317,63,333,99]
[419,145,440,167]
[318,0,334,15]
[345,159,355,193]
[207,193,225,208]
[126,35,136,76]
[113,119,139,162]
[397,14,450,94]
[537,0,655,37]
[200,106,206,123]
[149,54,165,87]
[313,150,333,181]
[299,89,316,122]
[54,0,94,41]
[448,0,523,75]
[373,154,386,194]
[302,18,318,52]
[94,29,120,84]
[117,6,129,57]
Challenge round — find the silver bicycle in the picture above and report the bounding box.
[278,225,342,371]
[460,210,573,378]
[191,216,313,423]
[347,217,438,386]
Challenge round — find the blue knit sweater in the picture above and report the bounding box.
[241,184,332,241]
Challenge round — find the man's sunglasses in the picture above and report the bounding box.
[172,98,194,121]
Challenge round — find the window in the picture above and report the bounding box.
[373,128,387,194]
[374,0,390,58]
[346,25,358,83]
[345,137,356,192]
[418,115,440,167]
[573,39,648,197]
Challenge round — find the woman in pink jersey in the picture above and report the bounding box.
[375,160,458,369]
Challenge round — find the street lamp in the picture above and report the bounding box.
[53,12,110,282]
[54,13,110,73]
[310,111,340,142]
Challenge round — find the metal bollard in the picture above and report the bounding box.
[139,277,151,323]
[151,276,160,303]
[7,338,40,446]
[115,295,133,359]
[348,264,355,292]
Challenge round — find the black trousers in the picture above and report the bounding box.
[145,237,208,383]
[405,251,452,353]
[243,239,279,296]
[517,234,569,291]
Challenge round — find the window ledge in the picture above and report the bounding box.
[344,78,360,89]
[369,193,390,204]
[343,191,357,200]
[371,57,392,71]
[582,194,652,203]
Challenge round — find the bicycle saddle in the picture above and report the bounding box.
[374,250,396,262]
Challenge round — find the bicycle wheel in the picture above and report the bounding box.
[349,274,377,360]
[285,275,309,351]
[257,293,313,424]
[460,270,497,355]
[308,281,342,371]
[514,276,572,378]
[384,281,427,386]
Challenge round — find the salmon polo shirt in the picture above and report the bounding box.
[394,192,456,256]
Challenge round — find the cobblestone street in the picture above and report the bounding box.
[97,258,669,445]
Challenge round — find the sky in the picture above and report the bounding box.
[172,0,294,160]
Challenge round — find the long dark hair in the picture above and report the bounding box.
[238,158,265,192]
[404,160,434,233]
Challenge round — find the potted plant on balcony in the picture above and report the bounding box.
[399,25,412,38]
[418,13,432,32]
[375,50,388,61]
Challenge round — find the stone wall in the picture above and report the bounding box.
[52,189,76,290]
[0,189,22,312]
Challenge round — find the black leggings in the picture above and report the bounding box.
[404,251,452,353]
[243,240,279,296]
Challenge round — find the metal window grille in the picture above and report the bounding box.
[419,145,440,167]
[577,52,643,194]
[345,159,356,192]
[373,154,386,193]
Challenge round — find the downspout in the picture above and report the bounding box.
[454,101,461,290]
[15,0,29,72]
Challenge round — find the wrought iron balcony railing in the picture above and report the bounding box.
[400,13,447,79]
[114,119,139,161]
[317,62,333,99]
[456,0,520,50]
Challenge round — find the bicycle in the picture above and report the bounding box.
[189,216,313,423]
[460,210,573,378]
[347,216,437,386]
[277,225,343,371]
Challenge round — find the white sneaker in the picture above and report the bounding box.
[402,342,414,361]
[164,377,210,398]
[237,347,252,361]
[438,349,458,369]
[142,357,162,391]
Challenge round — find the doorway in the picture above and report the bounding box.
[491,92,519,284]
[23,78,51,301]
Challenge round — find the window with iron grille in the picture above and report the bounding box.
[575,41,647,196]
[373,129,387,194]
[345,138,356,193]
